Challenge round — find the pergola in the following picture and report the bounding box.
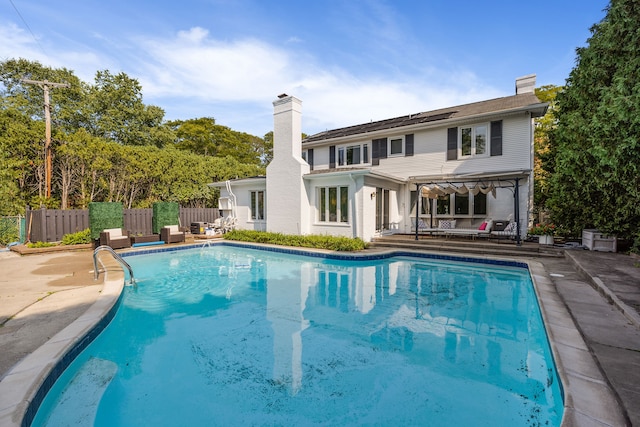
[409,170,531,245]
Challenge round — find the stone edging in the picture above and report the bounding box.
[564,250,640,328]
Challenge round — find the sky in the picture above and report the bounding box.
[1,0,609,137]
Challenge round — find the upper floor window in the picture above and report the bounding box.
[337,144,369,166]
[389,136,404,156]
[447,121,501,161]
[460,124,488,157]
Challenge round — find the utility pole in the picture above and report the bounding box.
[20,78,70,199]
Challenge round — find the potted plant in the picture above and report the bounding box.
[529,223,556,245]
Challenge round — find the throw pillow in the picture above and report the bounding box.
[439,220,451,229]
[450,220,457,229]
[504,222,516,232]
[478,222,487,231]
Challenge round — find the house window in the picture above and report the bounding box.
[436,194,450,215]
[318,186,349,223]
[460,124,489,157]
[389,137,404,156]
[455,194,469,215]
[346,145,360,165]
[301,150,307,161]
[337,143,369,166]
[474,192,487,215]
[410,191,430,215]
[250,191,265,220]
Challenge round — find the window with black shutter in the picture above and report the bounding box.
[405,134,414,156]
[447,127,457,160]
[307,148,314,170]
[329,146,335,168]
[371,138,387,166]
[490,120,502,156]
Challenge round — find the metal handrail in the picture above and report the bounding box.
[93,245,136,285]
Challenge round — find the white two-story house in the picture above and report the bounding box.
[210,74,547,243]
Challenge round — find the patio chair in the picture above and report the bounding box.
[160,225,185,244]
[211,218,224,234]
[222,216,237,233]
[99,228,131,249]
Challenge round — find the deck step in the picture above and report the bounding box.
[370,235,564,258]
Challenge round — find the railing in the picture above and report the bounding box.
[93,245,136,286]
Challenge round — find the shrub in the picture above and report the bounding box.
[61,228,92,245]
[26,241,56,248]
[528,223,557,236]
[0,218,19,246]
[224,230,367,251]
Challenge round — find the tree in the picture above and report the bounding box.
[82,70,173,147]
[533,85,562,216]
[548,0,640,248]
[169,118,269,165]
[0,59,267,211]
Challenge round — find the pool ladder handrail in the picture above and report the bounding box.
[93,245,136,286]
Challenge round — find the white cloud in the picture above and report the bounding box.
[0,22,504,136]
[134,27,503,135]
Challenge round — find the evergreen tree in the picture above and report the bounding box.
[548,0,640,249]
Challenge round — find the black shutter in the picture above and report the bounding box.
[307,148,314,171]
[371,139,380,166]
[447,127,458,160]
[372,137,388,165]
[490,120,502,156]
[405,134,414,156]
[329,146,335,168]
[378,138,388,159]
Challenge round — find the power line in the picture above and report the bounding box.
[8,0,48,57]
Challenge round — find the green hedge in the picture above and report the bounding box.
[89,202,124,240]
[61,229,92,245]
[153,202,180,234]
[223,230,367,251]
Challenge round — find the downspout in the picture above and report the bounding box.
[415,183,420,241]
[349,174,358,239]
[514,178,521,246]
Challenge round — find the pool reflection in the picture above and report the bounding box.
[266,258,553,404]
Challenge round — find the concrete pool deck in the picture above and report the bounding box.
[0,245,638,426]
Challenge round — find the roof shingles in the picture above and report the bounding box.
[303,92,544,144]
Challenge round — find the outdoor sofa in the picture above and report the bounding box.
[99,228,131,249]
[160,225,186,244]
[413,218,518,240]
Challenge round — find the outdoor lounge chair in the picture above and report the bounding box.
[99,228,131,249]
[160,225,185,244]
[490,220,518,240]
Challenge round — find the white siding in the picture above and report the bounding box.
[305,114,533,180]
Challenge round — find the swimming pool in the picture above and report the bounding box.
[32,245,563,426]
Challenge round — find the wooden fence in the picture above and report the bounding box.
[26,207,221,242]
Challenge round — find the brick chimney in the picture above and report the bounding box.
[266,94,310,235]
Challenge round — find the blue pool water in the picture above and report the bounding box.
[33,246,563,426]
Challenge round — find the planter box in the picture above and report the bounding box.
[538,235,554,245]
[582,229,617,252]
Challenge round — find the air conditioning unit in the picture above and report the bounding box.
[191,222,206,235]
